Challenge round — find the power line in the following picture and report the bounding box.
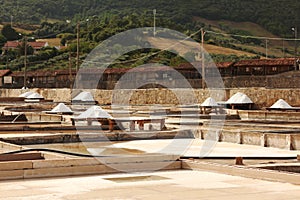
[206,30,300,41]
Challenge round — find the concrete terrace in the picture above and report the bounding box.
[1,170,300,200]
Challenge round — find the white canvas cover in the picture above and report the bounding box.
[76,106,112,119]
[270,99,292,109]
[49,103,73,113]
[201,97,219,107]
[19,91,34,98]
[72,91,94,102]
[226,92,253,104]
[26,92,44,99]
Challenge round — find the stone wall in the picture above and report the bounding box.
[229,88,300,108]
[221,71,300,88]
[0,88,299,108]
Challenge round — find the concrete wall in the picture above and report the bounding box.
[25,113,62,122]
[0,88,299,108]
[198,129,300,150]
[238,110,300,121]
[0,154,181,180]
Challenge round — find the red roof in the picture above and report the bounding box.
[234,58,295,67]
[217,61,234,68]
[0,69,11,77]
[3,41,19,49]
[176,61,233,69]
[28,41,48,49]
[2,41,47,50]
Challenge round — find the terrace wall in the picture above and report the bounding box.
[0,88,299,109]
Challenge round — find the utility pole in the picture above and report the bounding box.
[265,39,268,59]
[153,9,156,37]
[292,27,298,70]
[201,28,206,89]
[23,36,27,89]
[69,51,72,89]
[10,15,13,27]
[76,22,80,72]
[282,39,285,58]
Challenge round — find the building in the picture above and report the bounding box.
[1,58,299,89]
[0,69,12,87]
[232,58,295,76]
[2,41,49,54]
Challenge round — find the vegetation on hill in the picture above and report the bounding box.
[0,0,299,37]
[0,0,298,72]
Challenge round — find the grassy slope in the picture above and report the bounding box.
[37,38,61,47]
[194,17,295,58]
[1,16,294,73]
[147,37,256,56]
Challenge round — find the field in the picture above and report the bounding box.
[147,37,257,57]
[37,38,61,47]
[194,17,295,58]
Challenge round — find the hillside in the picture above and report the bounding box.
[147,37,256,56]
[193,17,295,58]
[0,0,299,72]
[0,0,299,37]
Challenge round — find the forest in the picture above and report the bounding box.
[0,0,299,36]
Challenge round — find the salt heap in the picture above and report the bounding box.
[26,92,44,99]
[19,91,34,98]
[226,92,253,104]
[270,99,292,109]
[76,106,112,119]
[48,103,73,114]
[201,97,219,107]
[72,91,95,103]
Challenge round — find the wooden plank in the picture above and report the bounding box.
[0,153,44,162]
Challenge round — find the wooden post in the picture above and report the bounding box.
[235,157,244,165]
[201,28,206,89]
[108,120,114,131]
[138,120,144,130]
[69,51,72,88]
[76,22,80,72]
[23,36,27,88]
[87,118,92,126]
[160,119,165,130]
[130,121,135,131]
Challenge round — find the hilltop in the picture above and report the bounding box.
[0,0,299,36]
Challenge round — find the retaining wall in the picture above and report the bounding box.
[0,88,299,109]
[0,154,181,180]
[198,129,300,150]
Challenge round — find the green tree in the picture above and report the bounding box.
[0,34,7,47]
[1,25,20,41]
[17,41,34,56]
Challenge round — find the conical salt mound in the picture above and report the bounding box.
[19,91,34,98]
[72,91,94,102]
[201,97,219,107]
[49,103,73,114]
[226,92,253,104]
[270,99,292,109]
[76,106,112,119]
[26,92,44,99]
